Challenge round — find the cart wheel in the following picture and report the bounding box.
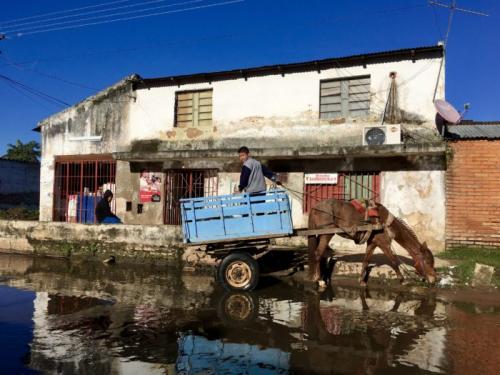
[218,292,258,324]
[218,251,259,291]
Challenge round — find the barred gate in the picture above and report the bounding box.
[53,158,116,223]
[164,169,218,225]
[304,172,380,213]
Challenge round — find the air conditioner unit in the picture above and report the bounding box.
[362,124,401,146]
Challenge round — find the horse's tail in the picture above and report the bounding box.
[308,214,318,277]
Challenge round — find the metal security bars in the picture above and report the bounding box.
[304,172,380,213]
[53,159,116,223]
[164,169,218,225]
[320,75,370,120]
[175,89,213,127]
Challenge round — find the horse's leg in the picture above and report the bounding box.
[316,234,333,287]
[360,241,377,287]
[378,241,405,283]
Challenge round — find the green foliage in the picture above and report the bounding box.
[0,207,39,220]
[438,247,500,286]
[3,140,40,162]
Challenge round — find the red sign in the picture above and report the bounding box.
[140,171,162,203]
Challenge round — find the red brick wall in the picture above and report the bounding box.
[446,140,500,249]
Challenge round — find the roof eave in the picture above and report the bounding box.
[135,45,443,89]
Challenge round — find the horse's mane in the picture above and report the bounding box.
[377,203,423,251]
[393,216,421,246]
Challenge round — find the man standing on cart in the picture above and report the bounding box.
[237,146,279,193]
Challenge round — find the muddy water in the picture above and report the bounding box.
[0,254,499,374]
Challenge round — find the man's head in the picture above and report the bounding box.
[103,190,113,203]
[238,146,250,163]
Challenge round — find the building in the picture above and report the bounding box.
[0,159,40,210]
[445,122,500,249]
[36,45,447,251]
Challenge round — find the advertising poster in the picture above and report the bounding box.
[139,170,162,203]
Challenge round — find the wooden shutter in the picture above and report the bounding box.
[175,89,213,127]
[320,76,370,119]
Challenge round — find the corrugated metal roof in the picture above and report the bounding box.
[446,125,500,140]
[458,120,500,125]
[135,45,443,89]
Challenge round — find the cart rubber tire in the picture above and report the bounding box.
[218,251,260,291]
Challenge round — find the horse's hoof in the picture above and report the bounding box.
[317,280,327,288]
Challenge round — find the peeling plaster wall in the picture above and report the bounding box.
[38,58,445,231]
[381,170,445,252]
[39,81,133,221]
[127,58,444,146]
[115,161,165,225]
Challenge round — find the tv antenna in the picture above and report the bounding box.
[429,1,489,101]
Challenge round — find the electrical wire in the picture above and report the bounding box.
[3,0,244,37]
[1,2,426,65]
[0,73,70,107]
[0,0,133,26]
[4,0,204,34]
[0,0,183,31]
[0,54,100,92]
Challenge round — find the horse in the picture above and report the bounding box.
[307,199,437,287]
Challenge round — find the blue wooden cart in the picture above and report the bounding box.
[181,189,382,291]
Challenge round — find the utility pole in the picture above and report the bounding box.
[429,0,489,101]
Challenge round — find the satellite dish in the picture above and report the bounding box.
[434,99,462,136]
[434,99,461,124]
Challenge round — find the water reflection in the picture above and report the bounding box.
[0,254,499,374]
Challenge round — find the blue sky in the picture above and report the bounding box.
[0,0,498,155]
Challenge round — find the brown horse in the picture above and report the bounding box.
[308,199,437,286]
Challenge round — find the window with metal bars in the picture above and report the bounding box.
[303,172,380,213]
[53,159,116,223]
[175,89,213,127]
[320,75,370,120]
[164,169,218,225]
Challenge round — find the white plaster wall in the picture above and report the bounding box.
[39,54,444,222]
[311,170,446,253]
[380,170,446,252]
[128,57,443,142]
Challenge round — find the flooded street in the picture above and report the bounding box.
[0,254,499,374]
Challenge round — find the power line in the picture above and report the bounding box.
[3,0,244,37]
[0,0,174,30]
[0,76,55,111]
[0,0,133,26]
[1,2,425,63]
[0,73,70,107]
[3,0,204,35]
[0,54,100,92]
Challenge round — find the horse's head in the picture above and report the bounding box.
[414,241,437,284]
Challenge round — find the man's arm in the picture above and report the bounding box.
[262,165,276,181]
[238,165,251,192]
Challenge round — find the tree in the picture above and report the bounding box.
[3,140,40,162]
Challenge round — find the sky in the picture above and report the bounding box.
[0,0,499,155]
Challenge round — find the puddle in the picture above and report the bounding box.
[0,253,499,374]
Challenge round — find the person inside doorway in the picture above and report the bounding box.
[95,190,122,224]
[237,146,279,193]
